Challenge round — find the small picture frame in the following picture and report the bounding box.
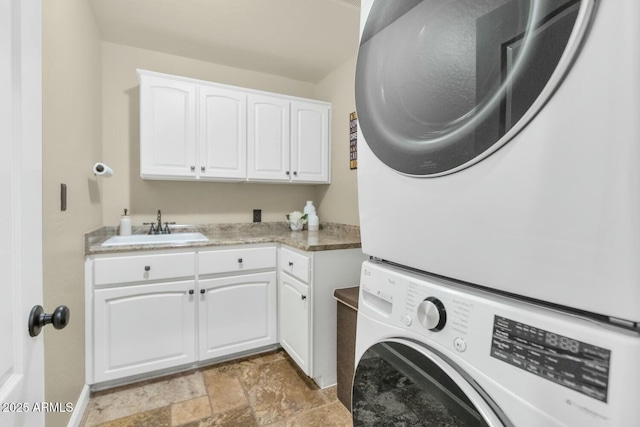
[350,111,358,170]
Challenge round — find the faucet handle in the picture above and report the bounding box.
[143,222,156,234]
[163,222,176,234]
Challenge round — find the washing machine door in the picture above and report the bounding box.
[356,0,594,176]
[352,340,511,426]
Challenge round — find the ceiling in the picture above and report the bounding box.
[89,0,361,83]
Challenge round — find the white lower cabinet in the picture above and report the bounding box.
[278,273,310,374]
[87,246,278,387]
[198,271,277,360]
[86,243,364,389]
[93,280,197,383]
[278,246,367,388]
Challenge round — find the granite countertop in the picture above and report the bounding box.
[85,222,361,255]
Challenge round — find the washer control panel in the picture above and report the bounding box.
[359,260,640,423]
[491,315,611,402]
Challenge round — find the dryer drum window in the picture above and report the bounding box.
[355,0,595,176]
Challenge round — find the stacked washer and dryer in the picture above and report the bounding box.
[353,1,640,426]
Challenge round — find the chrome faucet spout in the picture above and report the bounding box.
[156,210,162,233]
[145,210,173,234]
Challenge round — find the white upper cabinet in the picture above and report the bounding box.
[140,75,197,179]
[291,101,330,183]
[247,95,290,181]
[138,69,331,184]
[199,86,247,180]
[248,96,330,184]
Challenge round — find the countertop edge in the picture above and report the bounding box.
[85,222,361,256]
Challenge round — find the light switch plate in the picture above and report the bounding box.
[60,183,67,211]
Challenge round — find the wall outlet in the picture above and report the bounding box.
[253,209,262,223]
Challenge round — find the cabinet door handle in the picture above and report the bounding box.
[189,289,194,295]
[144,266,151,271]
[285,171,290,176]
[200,289,206,294]
[238,258,243,263]
[288,261,293,267]
[293,171,298,176]
[190,165,195,172]
[201,166,205,172]
[301,295,307,300]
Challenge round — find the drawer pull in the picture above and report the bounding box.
[188,289,194,295]
[144,266,151,271]
[200,289,206,294]
[301,295,307,300]
[288,261,294,267]
[238,258,243,263]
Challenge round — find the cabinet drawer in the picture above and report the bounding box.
[93,252,196,286]
[280,247,310,283]
[199,246,276,275]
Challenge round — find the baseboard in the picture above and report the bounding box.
[67,384,90,427]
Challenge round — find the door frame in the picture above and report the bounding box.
[0,0,44,426]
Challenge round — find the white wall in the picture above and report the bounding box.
[42,0,103,426]
[314,56,360,225]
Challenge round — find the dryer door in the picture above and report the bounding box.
[356,0,594,176]
[352,340,510,426]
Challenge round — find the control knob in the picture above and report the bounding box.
[417,297,446,331]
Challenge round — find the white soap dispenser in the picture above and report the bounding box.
[119,208,132,236]
[308,212,319,232]
[303,201,316,215]
[304,201,319,232]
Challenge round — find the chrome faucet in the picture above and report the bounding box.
[143,210,175,234]
[156,209,163,232]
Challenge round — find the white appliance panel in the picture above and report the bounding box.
[357,0,640,323]
[355,261,640,426]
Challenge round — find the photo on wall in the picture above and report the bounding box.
[350,111,358,170]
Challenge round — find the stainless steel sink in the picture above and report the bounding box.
[101,232,208,247]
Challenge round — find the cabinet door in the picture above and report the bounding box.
[279,272,311,375]
[290,101,330,183]
[198,86,247,180]
[198,271,277,361]
[140,75,197,179]
[247,94,290,181]
[93,281,196,383]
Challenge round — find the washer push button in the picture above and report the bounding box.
[400,314,412,326]
[454,337,467,352]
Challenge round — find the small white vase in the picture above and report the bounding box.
[290,222,304,231]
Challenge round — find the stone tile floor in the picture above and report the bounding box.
[80,350,353,427]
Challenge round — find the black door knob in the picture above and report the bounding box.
[28,305,70,337]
